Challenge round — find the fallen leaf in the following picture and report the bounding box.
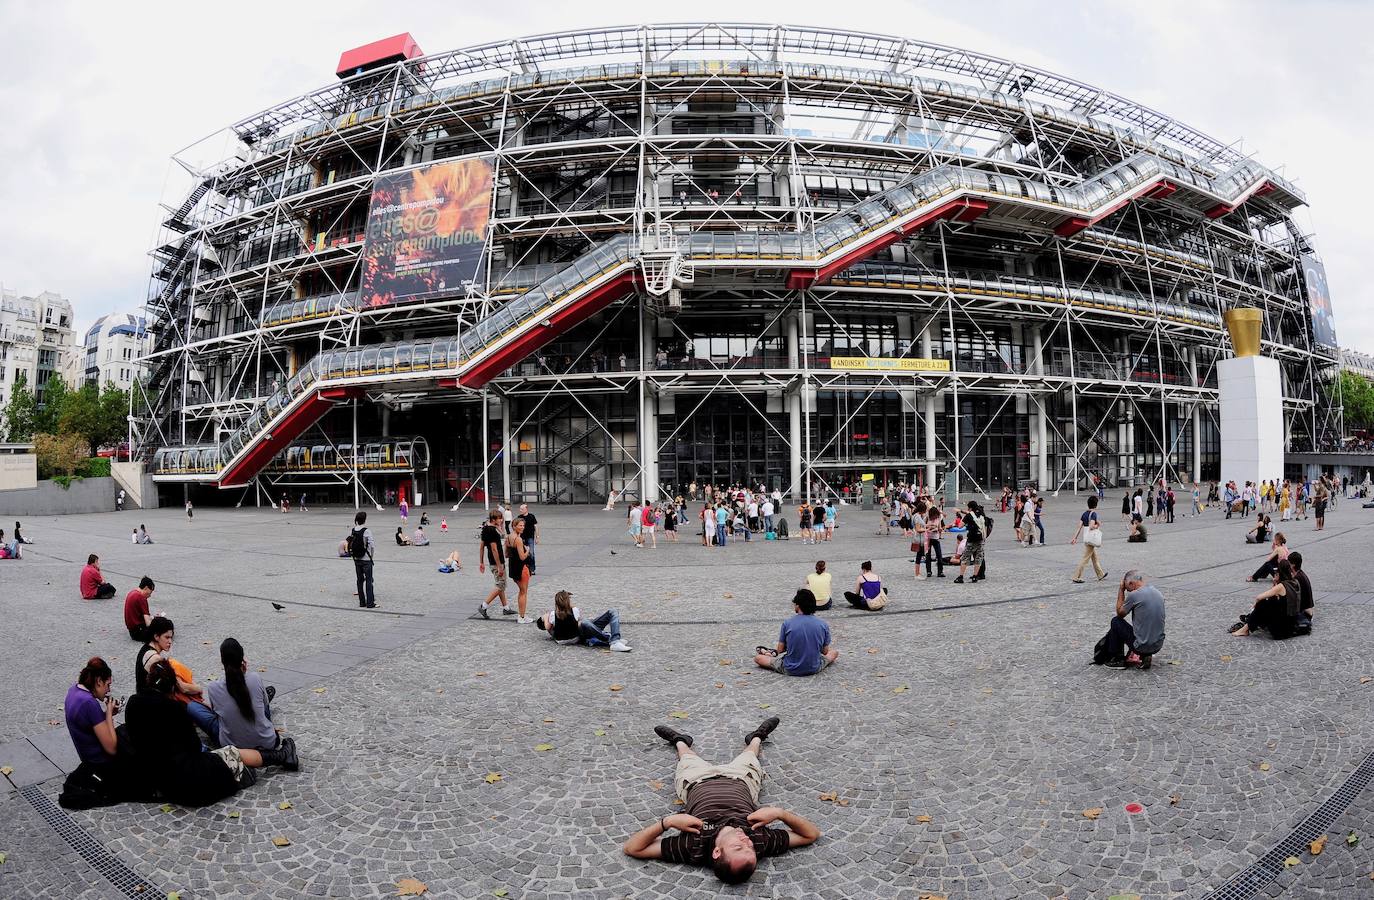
[1220,655,1233,662]
[759,703,771,709]
[668,711,689,719]
[867,648,879,654]
[312,688,326,694]
[609,684,623,692]
[648,780,664,790]
[714,682,725,689]
[493,891,509,898]
[47,720,59,726]
[1347,831,1360,847]
[593,729,607,737]
[1168,659,1181,666]
[1036,603,1048,609]
[915,814,932,824]
[278,801,293,810]
[1360,676,1372,684]
[1310,834,1327,855]
[474,672,488,677]
[718,659,733,666]
[271,836,291,847]
[1082,807,1103,820]
[542,718,555,723]
[892,686,909,694]
[1283,856,1299,868]
[919,894,948,900]
[819,791,838,802]
[396,877,428,896]
[0,852,6,865]
[160,804,174,813]
[258,667,267,673]
[435,689,444,695]
[981,688,993,695]
[167,892,181,900]
[722,593,734,599]
[534,744,555,752]
[226,811,241,819]
[1169,794,1181,806]
[484,772,503,784]
[0,766,12,777]
[1259,762,1271,772]
[1106,895,1140,900]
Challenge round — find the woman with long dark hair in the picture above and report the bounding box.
[65,656,120,773]
[126,660,298,806]
[206,638,284,752]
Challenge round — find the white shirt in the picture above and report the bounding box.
[747,501,758,517]
[762,501,774,517]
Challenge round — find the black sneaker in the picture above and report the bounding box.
[1139,654,1153,671]
[654,725,693,747]
[1097,571,1109,581]
[478,604,490,620]
[953,576,965,584]
[501,606,517,616]
[1104,657,1128,669]
[744,716,781,746]
[236,766,257,789]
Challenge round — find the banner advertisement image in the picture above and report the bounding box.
[1301,253,1337,348]
[828,356,952,372]
[359,157,495,308]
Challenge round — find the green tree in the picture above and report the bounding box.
[59,381,105,456]
[34,373,69,435]
[3,371,37,442]
[33,431,86,478]
[1340,370,1374,432]
[97,381,132,451]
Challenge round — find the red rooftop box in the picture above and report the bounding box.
[336,33,423,78]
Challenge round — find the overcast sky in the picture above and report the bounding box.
[0,1,1368,350]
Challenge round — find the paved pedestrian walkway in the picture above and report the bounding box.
[1,499,1371,897]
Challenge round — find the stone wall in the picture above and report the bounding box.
[0,476,120,516]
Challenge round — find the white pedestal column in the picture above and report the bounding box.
[1218,355,1284,488]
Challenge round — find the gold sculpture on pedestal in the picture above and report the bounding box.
[1224,307,1263,358]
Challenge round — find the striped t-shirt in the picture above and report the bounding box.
[659,776,789,865]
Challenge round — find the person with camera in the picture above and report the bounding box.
[1099,570,1166,669]
[623,716,821,883]
[65,656,122,775]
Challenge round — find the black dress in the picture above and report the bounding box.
[124,691,239,806]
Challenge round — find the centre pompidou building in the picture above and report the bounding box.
[140,24,1341,506]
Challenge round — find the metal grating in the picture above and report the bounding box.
[1203,750,1374,899]
[20,784,162,899]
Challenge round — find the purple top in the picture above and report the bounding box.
[64,683,111,765]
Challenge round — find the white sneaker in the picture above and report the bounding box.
[517,616,533,624]
[610,640,632,652]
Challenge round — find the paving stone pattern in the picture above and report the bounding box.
[0,497,1371,897]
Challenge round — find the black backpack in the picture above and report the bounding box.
[347,528,369,559]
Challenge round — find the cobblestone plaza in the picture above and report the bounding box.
[1,498,1372,898]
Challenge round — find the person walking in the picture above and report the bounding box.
[477,509,514,618]
[506,517,534,623]
[116,490,126,512]
[185,499,194,524]
[348,511,377,609]
[1069,496,1106,584]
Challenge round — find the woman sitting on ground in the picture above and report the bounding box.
[1245,515,1271,544]
[125,659,297,806]
[1127,514,1148,543]
[1248,531,1289,582]
[14,521,30,544]
[395,527,412,546]
[206,638,286,753]
[843,560,887,610]
[135,617,220,745]
[136,524,154,545]
[535,590,632,651]
[0,528,19,559]
[338,538,350,557]
[64,656,121,779]
[805,560,833,611]
[1231,560,1303,639]
[438,549,462,572]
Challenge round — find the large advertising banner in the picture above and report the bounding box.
[1302,252,1337,348]
[359,157,494,308]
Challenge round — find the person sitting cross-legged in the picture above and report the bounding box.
[1230,559,1304,639]
[1099,569,1166,670]
[754,589,838,676]
[535,589,632,652]
[624,716,821,883]
[80,554,116,600]
[206,638,294,757]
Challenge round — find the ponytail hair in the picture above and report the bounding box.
[146,659,177,695]
[78,656,112,690]
[219,638,254,722]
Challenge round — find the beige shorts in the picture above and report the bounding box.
[768,654,832,675]
[212,745,246,780]
[491,569,507,591]
[674,750,764,804]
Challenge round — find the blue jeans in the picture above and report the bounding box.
[716,523,727,545]
[580,609,622,646]
[764,514,774,532]
[186,700,221,748]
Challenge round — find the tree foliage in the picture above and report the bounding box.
[33,431,87,478]
[1341,370,1374,432]
[3,371,37,442]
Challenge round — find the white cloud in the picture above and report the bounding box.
[1,0,1368,350]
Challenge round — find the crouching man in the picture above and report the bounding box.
[623,716,821,883]
[1102,569,1166,669]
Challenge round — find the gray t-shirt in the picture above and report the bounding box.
[206,672,277,750]
[1124,584,1166,652]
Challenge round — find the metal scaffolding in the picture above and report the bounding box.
[136,23,1341,506]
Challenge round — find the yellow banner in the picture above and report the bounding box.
[861,473,875,482]
[828,356,951,372]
